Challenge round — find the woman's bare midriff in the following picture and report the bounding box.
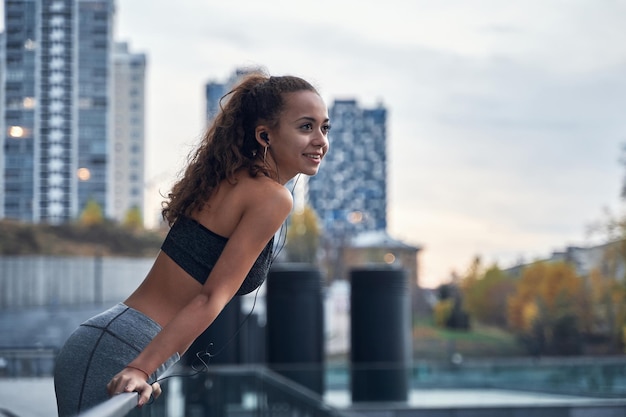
[123,252,204,328]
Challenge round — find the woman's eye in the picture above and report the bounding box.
[323,124,331,133]
[301,123,313,130]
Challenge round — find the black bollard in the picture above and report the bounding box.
[350,266,411,402]
[266,263,324,395]
[184,296,242,365]
[182,296,243,415]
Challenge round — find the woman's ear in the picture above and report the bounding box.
[255,127,270,147]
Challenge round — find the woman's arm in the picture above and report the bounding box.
[106,181,293,405]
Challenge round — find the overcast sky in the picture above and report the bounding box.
[4,1,626,287]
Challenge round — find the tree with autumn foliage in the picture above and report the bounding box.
[585,201,626,353]
[587,266,626,353]
[460,256,516,328]
[123,205,144,231]
[285,205,321,263]
[507,261,587,355]
[80,198,104,226]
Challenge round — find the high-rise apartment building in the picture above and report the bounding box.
[111,41,146,222]
[2,0,115,224]
[0,31,6,219]
[204,68,258,125]
[205,81,225,124]
[308,99,388,241]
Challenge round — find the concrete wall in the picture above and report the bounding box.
[0,255,152,309]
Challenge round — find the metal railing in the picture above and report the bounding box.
[78,393,138,417]
[0,347,57,377]
[76,365,362,417]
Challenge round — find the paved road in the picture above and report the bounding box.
[0,305,111,349]
[0,305,107,416]
[0,378,56,417]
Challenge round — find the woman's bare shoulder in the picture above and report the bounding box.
[237,175,293,213]
[216,174,292,245]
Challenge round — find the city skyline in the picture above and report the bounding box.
[2,0,117,223]
[4,0,625,287]
[73,0,626,287]
[1,0,147,225]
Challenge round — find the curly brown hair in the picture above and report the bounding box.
[161,71,318,225]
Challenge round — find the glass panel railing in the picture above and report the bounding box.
[406,357,626,397]
[4,349,626,416]
[0,346,57,377]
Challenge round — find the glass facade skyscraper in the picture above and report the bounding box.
[2,0,115,223]
[76,0,114,220]
[308,99,388,241]
[204,68,259,125]
[111,41,146,222]
[205,81,225,125]
[0,31,6,219]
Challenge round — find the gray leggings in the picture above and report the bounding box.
[53,303,180,417]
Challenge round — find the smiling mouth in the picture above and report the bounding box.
[304,153,321,160]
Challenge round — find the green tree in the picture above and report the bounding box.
[433,298,454,328]
[462,260,515,328]
[285,205,321,263]
[123,205,144,231]
[80,198,104,226]
[434,283,470,330]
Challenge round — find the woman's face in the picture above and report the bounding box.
[265,90,330,183]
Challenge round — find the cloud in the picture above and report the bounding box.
[27,0,626,284]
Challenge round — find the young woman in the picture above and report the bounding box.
[53,71,330,416]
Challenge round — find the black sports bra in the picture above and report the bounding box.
[160,215,274,295]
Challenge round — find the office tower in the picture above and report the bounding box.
[205,81,225,124]
[308,99,388,241]
[0,30,5,219]
[204,68,259,125]
[111,41,146,223]
[2,0,115,223]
